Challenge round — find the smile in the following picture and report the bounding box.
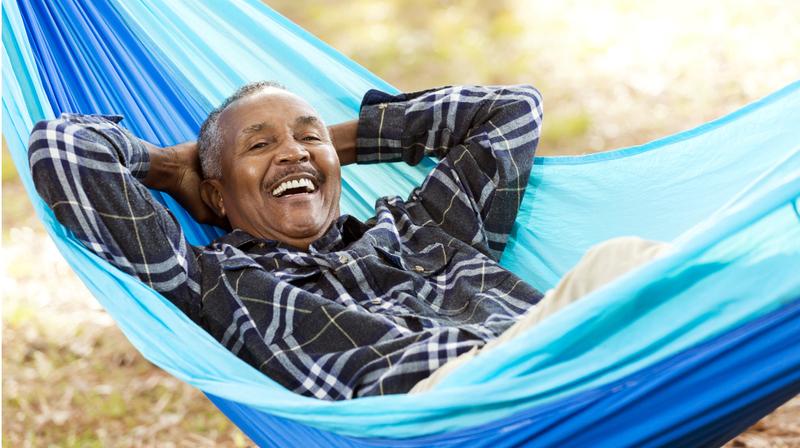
[271,176,318,197]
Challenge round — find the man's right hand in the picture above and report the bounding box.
[142,140,230,229]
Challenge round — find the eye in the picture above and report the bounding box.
[302,135,321,142]
[249,142,268,150]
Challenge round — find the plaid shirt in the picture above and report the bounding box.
[29,85,543,400]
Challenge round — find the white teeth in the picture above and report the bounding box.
[271,177,316,197]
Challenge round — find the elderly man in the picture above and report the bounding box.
[29,83,664,400]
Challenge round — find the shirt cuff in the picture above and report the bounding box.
[119,127,151,182]
[355,89,406,164]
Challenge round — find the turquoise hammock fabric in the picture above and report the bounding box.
[3,0,800,446]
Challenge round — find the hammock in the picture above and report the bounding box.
[4,0,799,446]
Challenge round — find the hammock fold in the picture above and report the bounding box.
[4,0,799,446]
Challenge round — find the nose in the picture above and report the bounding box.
[275,140,310,165]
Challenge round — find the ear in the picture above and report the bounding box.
[200,179,226,218]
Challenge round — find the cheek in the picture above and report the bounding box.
[322,166,341,203]
[231,164,265,194]
[242,163,264,183]
[317,152,341,185]
[221,164,267,214]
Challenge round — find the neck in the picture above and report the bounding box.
[241,216,341,251]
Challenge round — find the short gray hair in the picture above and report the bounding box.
[198,81,286,179]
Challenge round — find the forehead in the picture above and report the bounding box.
[218,89,322,140]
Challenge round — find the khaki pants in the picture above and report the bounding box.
[410,236,670,394]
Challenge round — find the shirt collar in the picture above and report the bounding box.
[214,229,267,250]
[310,215,367,252]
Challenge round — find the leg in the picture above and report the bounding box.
[409,236,671,394]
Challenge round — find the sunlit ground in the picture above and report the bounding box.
[3,0,799,446]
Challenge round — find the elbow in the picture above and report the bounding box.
[28,119,59,176]
[511,84,543,116]
[511,84,542,99]
[28,115,96,172]
[27,117,83,202]
[28,118,70,167]
[507,85,543,134]
[28,119,60,202]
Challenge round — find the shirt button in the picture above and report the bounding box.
[371,298,381,305]
[413,265,425,273]
[339,254,350,264]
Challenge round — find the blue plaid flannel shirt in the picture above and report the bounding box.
[29,85,543,400]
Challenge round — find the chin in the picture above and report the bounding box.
[282,219,328,239]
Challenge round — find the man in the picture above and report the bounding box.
[29,83,664,399]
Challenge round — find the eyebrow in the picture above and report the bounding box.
[295,115,322,127]
[240,122,275,136]
[239,116,322,136]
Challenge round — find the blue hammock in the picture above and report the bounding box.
[4,0,800,446]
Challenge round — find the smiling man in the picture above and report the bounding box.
[196,83,346,248]
[30,82,551,399]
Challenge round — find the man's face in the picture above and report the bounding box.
[211,88,341,248]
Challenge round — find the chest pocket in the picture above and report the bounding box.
[400,242,452,277]
[217,256,268,300]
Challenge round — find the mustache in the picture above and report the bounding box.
[264,165,326,189]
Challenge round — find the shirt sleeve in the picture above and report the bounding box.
[355,85,543,259]
[28,114,202,320]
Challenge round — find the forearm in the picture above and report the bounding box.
[28,114,201,316]
[355,85,542,166]
[141,140,180,191]
[29,114,151,206]
[328,119,358,166]
[352,85,543,259]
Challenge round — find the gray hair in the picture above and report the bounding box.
[198,81,286,179]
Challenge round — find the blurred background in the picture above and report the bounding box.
[3,0,799,446]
